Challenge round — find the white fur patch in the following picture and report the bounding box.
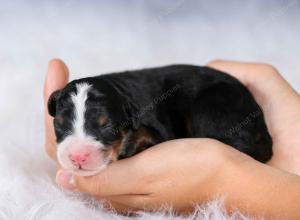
[56,83,107,175]
[71,83,91,138]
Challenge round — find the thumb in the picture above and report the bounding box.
[55,170,106,195]
[44,59,69,160]
[55,158,147,197]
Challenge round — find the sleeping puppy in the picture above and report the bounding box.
[48,65,273,176]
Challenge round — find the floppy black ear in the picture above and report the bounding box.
[48,90,61,117]
[124,99,140,130]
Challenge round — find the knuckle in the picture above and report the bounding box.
[194,139,228,161]
[91,181,103,195]
[257,63,280,77]
[75,176,102,195]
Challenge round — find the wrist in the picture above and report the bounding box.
[193,140,251,202]
[210,146,253,198]
[212,154,265,216]
[213,151,300,219]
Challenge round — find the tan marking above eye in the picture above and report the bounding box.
[98,115,108,126]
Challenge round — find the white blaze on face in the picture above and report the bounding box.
[71,83,91,138]
[57,83,107,176]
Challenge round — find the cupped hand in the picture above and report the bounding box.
[61,138,245,213]
[207,60,300,174]
[44,59,300,215]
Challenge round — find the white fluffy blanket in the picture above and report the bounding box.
[0,1,299,219]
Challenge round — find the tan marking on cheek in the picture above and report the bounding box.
[134,128,154,152]
[109,139,122,162]
[104,132,127,162]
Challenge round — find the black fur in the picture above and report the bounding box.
[49,65,273,162]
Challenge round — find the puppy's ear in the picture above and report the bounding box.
[124,100,140,130]
[48,90,61,117]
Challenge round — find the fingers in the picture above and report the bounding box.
[44,59,69,160]
[54,139,233,213]
[206,60,300,138]
[56,170,136,214]
[55,156,148,197]
[55,138,225,197]
[206,60,293,103]
[43,59,69,100]
[55,167,149,212]
[206,60,270,85]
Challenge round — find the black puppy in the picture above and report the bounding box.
[48,65,272,176]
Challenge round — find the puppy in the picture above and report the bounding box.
[48,65,272,176]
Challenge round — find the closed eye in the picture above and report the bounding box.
[55,115,64,124]
[98,115,108,126]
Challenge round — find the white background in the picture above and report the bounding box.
[0,1,299,219]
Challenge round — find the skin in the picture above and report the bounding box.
[44,59,300,219]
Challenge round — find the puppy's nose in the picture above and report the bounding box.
[68,145,97,167]
[68,151,90,166]
[65,143,104,169]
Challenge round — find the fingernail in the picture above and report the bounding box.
[56,170,76,189]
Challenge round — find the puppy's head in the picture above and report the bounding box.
[48,79,138,176]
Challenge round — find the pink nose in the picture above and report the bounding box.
[68,150,90,166]
[66,143,104,169]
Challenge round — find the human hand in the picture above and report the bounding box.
[207,60,300,174]
[58,138,248,213]
[44,60,300,217]
[44,59,69,161]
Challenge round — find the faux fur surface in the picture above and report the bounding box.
[0,1,299,219]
